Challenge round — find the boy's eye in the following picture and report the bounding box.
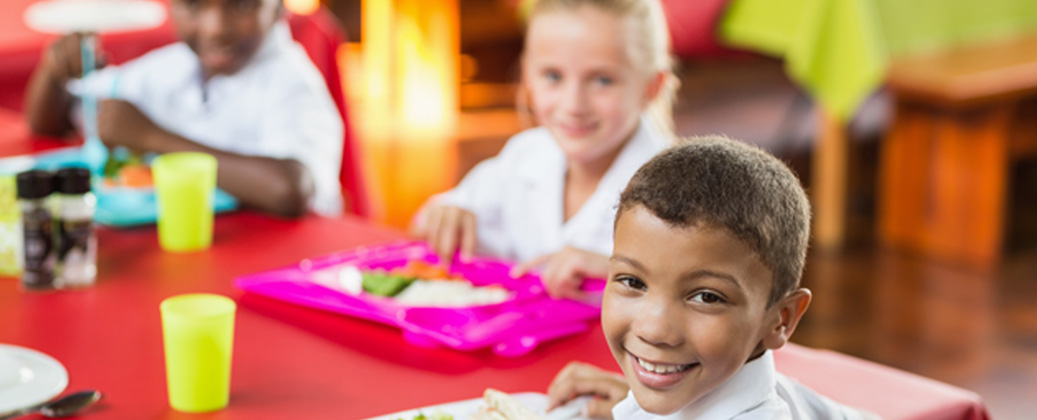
[594,76,613,86]
[689,291,726,304]
[542,70,561,83]
[614,275,646,291]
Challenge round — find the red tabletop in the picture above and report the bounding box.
[0,210,992,420]
[0,212,620,420]
[0,108,76,157]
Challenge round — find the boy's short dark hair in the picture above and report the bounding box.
[617,135,811,305]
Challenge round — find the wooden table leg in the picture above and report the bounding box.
[813,107,849,250]
[878,101,1012,266]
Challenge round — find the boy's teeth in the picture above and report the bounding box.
[636,357,691,374]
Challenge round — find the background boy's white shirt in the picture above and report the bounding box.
[434,118,668,262]
[69,21,344,216]
[611,351,878,420]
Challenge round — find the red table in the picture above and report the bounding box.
[0,212,613,420]
[0,210,992,420]
[0,108,76,156]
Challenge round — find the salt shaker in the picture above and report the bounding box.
[54,167,97,287]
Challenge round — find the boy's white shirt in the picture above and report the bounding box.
[433,118,668,262]
[69,21,344,216]
[611,351,879,420]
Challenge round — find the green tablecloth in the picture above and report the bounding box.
[720,0,1037,120]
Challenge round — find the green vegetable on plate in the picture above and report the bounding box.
[361,271,416,297]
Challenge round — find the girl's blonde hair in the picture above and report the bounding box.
[518,0,678,140]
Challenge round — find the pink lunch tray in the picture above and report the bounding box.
[233,241,604,357]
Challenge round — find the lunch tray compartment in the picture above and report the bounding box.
[234,241,604,357]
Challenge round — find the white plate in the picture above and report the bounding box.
[363,392,591,420]
[0,344,69,414]
[25,0,167,34]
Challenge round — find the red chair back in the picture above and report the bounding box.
[287,10,369,218]
[660,0,737,58]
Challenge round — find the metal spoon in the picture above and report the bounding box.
[0,390,102,419]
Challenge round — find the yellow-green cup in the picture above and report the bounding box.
[152,152,217,252]
[0,175,20,276]
[160,293,236,412]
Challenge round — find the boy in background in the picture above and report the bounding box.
[25,0,343,217]
[547,136,875,419]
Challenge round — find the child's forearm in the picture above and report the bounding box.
[144,129,315,218]
[24,63,75,138]
[214,154,314,218]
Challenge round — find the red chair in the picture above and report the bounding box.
[659,0,733,58]
[287,9,370,218]
[776,344,991,420]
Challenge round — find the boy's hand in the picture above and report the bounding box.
[510,246,608,299]
[41,33,105,83]
[97,99,159,153]
[546,362,628,419]
[410,204,476,265]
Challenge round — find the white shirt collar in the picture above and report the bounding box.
[612,351,778,420]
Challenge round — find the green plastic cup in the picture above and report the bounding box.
[152,152,217,252]
[160,293,236,412]
[0,175,20,276]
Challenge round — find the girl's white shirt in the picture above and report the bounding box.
[433,117,668,262]
[611,351,880,420]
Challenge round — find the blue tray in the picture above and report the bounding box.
[0,148,237,227]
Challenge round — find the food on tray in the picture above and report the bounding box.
[362,270,417,296]
[312,260,512,307]
[396,260,466,281]
[394,411,454,420]
[102,154,153,188]
[361,260,460,297]
[470,389,544,420]
[394,280,510,307]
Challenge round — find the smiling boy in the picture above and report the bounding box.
[547,136,874,419]
[25,0,343,217]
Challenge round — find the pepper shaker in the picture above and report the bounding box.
[16,170,56,290]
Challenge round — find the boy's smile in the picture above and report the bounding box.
[171,0,281,78]
[628,352,697,389]
[603,205,783,415]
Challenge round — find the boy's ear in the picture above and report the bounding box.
[761,288,812,350]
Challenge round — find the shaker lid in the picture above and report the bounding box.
[16,170,54,199]
[56,167,92,194]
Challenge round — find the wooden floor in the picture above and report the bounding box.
[774,141,1037,419]
[793,246,1037,419]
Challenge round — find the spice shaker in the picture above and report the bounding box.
[16,170,56,290]
[54,167,97,287]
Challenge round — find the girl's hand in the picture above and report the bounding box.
[546,362,628,419]
[510,246,608,299]
[42,33,105,83]
[411,204,476,265]
[97,99,160,153]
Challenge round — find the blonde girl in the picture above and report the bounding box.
[412,0,678,298]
